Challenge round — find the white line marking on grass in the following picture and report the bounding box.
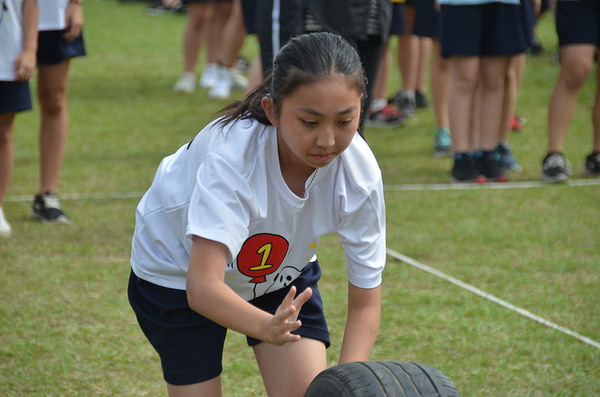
[4,178,599,202]
[386,248,600,350]
[3,192,146,202]
[384,178,600,191]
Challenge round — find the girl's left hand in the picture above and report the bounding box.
[264,286,313,346]
[63,2,84,43]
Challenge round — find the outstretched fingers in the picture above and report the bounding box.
[265,287,314,346]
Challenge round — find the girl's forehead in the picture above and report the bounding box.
[283,75,362,102]
[277,77,362,117]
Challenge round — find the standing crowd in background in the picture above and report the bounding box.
[2,0,600,238]
[1,0,86,238]
[160,0,600,184]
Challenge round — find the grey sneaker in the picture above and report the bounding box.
[389,91,416,118]
[31,193,71,224]
[434,127,453,157]
[541,153,572,183]
[584,153,600,177]
[496,143,522,172]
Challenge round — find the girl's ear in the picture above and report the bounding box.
[261,96,280,126]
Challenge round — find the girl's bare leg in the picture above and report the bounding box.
[0,113,15,201]
[416,36,432,95]
[254,338,326,397]
[548,44,596,153]
[593,50,600,153]
[182,2,214,73]
[448,56,480,153]
[478,56,509,152]
[498,54,522,144]
[430,40,450,129]
[37,59,70,194]
[167,376,222,397]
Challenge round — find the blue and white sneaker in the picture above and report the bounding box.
[496,143,522,172]
[434,127,453,157]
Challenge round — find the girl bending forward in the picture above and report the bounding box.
[129,31,387,397]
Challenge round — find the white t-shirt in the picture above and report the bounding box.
[0,0,24,81]
[38,0,69,31]
[131,117,387,301]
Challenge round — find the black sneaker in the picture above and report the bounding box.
[415,90,429,109]
[477,152,509,182]
[541,153,572,183]
[527,39,544,57]
[584,153,600,177]
[452,154,486,183]
[31,192,71,224]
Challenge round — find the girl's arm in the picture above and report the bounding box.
[15,0,38,82]
[186,236,313,346]
[338,283,381,364]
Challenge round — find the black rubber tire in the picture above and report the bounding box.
[303,361,461,397]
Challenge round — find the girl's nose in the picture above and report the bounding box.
[316,125,335,148]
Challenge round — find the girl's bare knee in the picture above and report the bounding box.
[561,61,593,91]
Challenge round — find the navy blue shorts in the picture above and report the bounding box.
[0,81,32,115]
[38,30,86,65]
[440,3,526,57]
[541,0,551,15]
[390,3,407,36]
[128,260,330,386]
[241,0,257,34]
[520,0,536,46]
[414,0,441,39]
[556,0,600,47]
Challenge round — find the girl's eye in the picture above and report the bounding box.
[339,119,353,126]
[302,120,318,126]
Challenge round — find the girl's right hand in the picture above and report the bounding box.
[14,50,36,81]
[264,286,313,346]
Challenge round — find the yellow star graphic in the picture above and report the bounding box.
[309,242,317,250]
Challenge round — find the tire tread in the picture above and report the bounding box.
[304,361,461,397]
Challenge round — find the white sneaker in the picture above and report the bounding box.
[209,66,232,99]
[230,68,248,91]
[0,206,11,238]
[173,72,197,93]
[199,64,219,88]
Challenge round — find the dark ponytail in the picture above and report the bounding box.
[216,32,365,128]
[216,75,273,126]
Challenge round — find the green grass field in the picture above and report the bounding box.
[1,1,599,396]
